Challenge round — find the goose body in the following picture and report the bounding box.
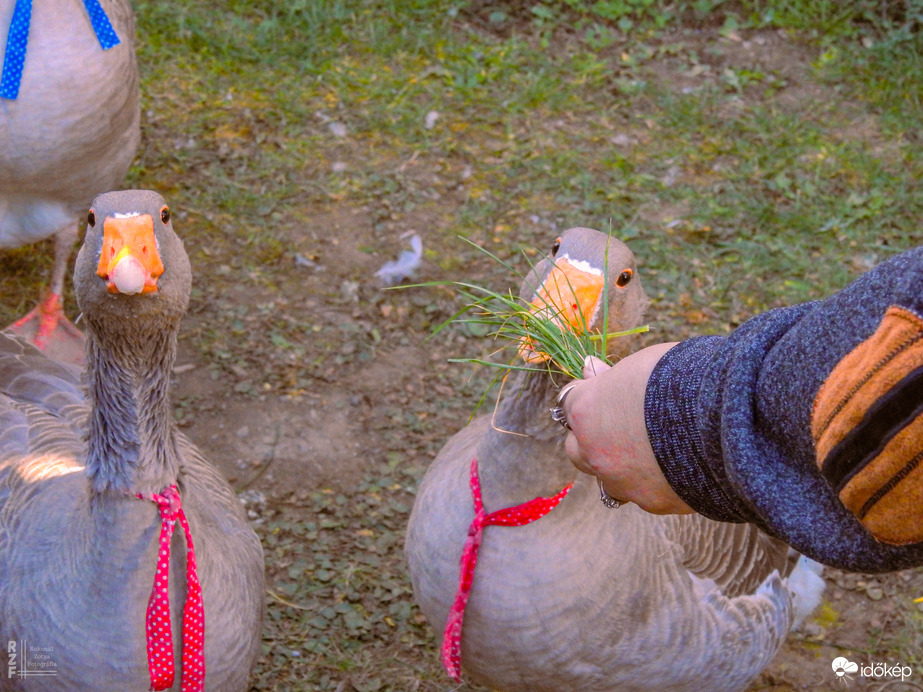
[0,191,263,691]
[405,228,824,691]
[1,0,140,360]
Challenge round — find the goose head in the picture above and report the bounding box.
[517,227,648,366]
[474,228,647,503]
[73,190,191,494]
[74,189,191,339]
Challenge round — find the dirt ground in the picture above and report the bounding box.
[170,204,466,498]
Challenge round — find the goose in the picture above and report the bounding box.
[1,0,140,364]
[405,227,824,692]
[0,190,264,691]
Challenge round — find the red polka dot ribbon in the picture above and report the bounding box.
[441,457,573,682]
[138,485,205,691]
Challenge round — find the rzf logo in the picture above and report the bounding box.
[7,641,16,679]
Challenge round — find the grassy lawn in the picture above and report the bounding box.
[5,1,921,335]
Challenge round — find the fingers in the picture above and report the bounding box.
[564,432,585,470]
[553,356,607,429]
[556,380,579,405]
[559,343,695,515]
[582,355,609,378]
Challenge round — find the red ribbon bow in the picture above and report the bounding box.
[138,485,205,691]
[441,457,573,682]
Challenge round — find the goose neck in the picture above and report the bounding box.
[83,319,180,495]
[475,368,578,510]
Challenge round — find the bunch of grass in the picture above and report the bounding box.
[415,239,648,383]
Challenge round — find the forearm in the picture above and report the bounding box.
[645,246,923,571]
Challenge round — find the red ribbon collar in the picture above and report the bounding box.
[441,457,573,682]
[137,485,205,691]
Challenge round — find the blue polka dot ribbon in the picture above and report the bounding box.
[1,0,121,100]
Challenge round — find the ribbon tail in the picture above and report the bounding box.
[0,0,31,100]
[145,591,175,690]
[81,0,120,49]
[145,518,176,691]
[440,604,464,683]
[177,511,206,692]
[441,520,483,683]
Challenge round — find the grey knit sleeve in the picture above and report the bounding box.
[643,246,923,572]
[643,305,813,529]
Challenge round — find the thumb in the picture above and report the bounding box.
[583,355,610,379]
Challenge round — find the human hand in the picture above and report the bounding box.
[561,343,694,515]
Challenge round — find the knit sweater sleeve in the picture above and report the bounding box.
[644,246,923,572]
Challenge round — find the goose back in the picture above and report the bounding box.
[0,0,139,247]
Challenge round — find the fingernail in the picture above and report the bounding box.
[584,355,597,376]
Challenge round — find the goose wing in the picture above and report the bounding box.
[0,333,86,465]
[664,513,792,598]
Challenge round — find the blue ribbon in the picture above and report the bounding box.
[1,0,121,100]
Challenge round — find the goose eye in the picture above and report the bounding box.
[615,269,633,287]
[87,210,96,227]
[160,206,171,224]
[551,238,561,256]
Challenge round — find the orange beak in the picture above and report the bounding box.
[518,258,605,364]
[96,214,164,295]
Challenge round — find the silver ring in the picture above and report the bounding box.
[597,478,623,509]
[550,382,579,430]
[556,381,579,405]
[549,405,571,431]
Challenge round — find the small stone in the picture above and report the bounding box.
[610,133,633,147]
